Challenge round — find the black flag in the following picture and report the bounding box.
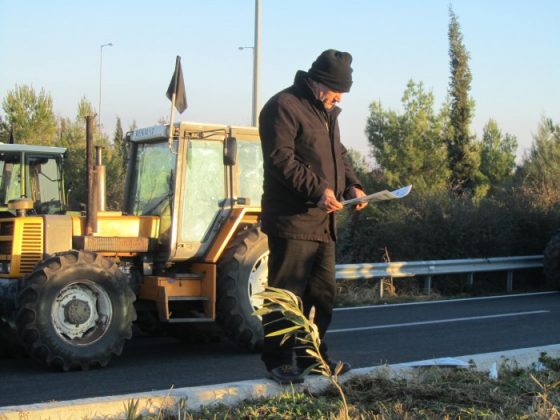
[166,56,187,113]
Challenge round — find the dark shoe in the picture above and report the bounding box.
[306,360,352,376]
[266,365,304,385]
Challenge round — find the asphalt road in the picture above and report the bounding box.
[1,291,559,407]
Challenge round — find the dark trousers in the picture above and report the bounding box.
[261,236,336,370]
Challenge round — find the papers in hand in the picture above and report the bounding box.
[341,185,412,207]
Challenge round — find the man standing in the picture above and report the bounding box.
[259,49,367,384]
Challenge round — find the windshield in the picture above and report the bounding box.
[129,141,177,216]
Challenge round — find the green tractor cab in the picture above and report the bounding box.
[0,144,67,216]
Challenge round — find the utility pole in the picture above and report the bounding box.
[98,42,113,131]
[252,0,261,127]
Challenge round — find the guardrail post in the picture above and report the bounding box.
[506,271,513,293]
[467,272,474,289]
[423,276,432,294]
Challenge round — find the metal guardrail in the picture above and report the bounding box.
[335,255,544,294]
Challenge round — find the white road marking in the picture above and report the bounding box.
[334,291,559,312]
[328,310,550,334]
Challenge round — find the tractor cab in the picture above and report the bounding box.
[124,122,264,263]
[0,144,67,216]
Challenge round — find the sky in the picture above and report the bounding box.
[1,0,558,163]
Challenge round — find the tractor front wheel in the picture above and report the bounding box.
[15,250,136,370]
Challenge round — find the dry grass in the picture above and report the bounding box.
[335,277,446,307]
[169,354,560,419]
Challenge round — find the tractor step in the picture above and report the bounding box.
[168,296,209,302]
[167,296,211,321]
[175,272,204,280]
[166,317,214,323]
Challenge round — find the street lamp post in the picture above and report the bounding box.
[239,0,261,127]
[252,0,261,127]
[98,42,113,131]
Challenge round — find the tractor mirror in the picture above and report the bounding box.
[224,136,237,166]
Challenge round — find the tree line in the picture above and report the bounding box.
[342,8,560,264]
[366,8,537,200]
[0,8,558,263]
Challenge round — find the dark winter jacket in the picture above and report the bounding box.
[258,70,362,242]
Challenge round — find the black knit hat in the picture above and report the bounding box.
[308,49,353,92]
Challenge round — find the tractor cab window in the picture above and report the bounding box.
[0,154,22,207]
[181,139,225,242]
[236,138,263,205]
[130,141,177,216]
[27,156,64,214]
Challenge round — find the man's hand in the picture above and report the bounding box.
[347,186,368,211]
[317,188,343,213]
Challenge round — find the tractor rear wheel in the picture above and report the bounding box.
[15,250,136,370]
[0,318,22,358]
[217,226,268,351]
[544,230,560,290]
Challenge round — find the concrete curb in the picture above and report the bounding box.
[1,344,559,419]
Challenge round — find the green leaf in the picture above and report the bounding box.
[305,349,321,359]
[265,325,301,337]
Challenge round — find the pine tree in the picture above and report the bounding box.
[105,117,126,209]
[0,116,9,142]
[1,84,57,145]
[480,119,518,187]
[112,117,127,173]
[57,97,97,209]
[520,117,560,207]
[446,7,480,195]
[366,80,449,192]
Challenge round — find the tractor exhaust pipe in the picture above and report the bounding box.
[95,146,106,212]
[85,115,97,235]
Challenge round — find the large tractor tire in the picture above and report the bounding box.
[0,318,22,358]
[15,250,136,370]
[544,230,560,290]
[217,226,268,351]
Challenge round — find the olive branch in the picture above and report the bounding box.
[253,286,349,419]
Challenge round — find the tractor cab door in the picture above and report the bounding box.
[173,125,263,261]
[180,136,226,244]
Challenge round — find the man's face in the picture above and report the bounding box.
[312,81,344,110]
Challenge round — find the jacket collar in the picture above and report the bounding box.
[293,70,342,118]
[293,70,316,100]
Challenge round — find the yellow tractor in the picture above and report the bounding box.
[0,116,268,369]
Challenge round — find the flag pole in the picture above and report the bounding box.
[168,91,176,149]
[168,56,181,148]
